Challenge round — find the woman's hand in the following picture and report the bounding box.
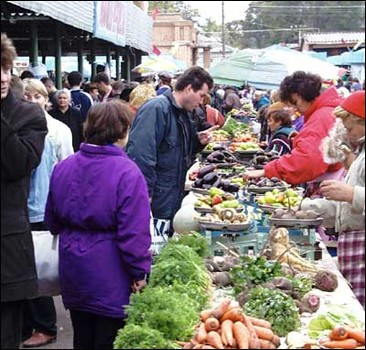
[320,180,354,203]
[198,125,220,145]
[131,279,147,293]
[243,169,265,180]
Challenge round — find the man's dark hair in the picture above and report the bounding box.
[93,72,110,85]
[20,70,34,80]
[174,66,214,92]
[84,99,133,145]
[40,76,55,86]
[67,71,83,86]
[279,71,322,104]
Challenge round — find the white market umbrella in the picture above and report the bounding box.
[210,45,341,89]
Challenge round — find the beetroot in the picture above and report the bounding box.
[302,293,320,312]
[314,270,338,292]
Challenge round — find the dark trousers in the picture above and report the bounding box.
[1,300,25,349]
[70,310,125,349]
[22,296,57,340]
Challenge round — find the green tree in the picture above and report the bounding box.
[225,1,365,49]
[200,18,222,38]
[149,1,199,21]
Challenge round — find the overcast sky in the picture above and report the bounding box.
[183,1,251,23]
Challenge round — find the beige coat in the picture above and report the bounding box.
[302,144,365,233]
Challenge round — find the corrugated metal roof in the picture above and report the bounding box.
[303,32,365,45]
[7,1,153,53]
[8,1,94,32]
[125,2,153,54]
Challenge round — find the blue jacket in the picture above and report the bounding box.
[70,89,93,122]
[28,136,57,223]
[45,144,152,318]
[126,91,202,220]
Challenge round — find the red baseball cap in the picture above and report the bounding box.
[340,91,365,119]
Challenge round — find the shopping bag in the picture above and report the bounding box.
[32,231,60,297]
[150,214,170,255]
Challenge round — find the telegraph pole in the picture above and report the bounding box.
[221,1,226,58]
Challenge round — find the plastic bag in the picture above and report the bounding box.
[32,231,60,297]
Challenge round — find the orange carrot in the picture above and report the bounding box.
[329,325,349,340]
[345,327,365,344]
[253,325,274,342]
[220,307,245,323]
[233,321,250,349]
[192,344,203,350]
[247,316,272,329]
[221,319,234,347]
[206,331,224,349]
[211,298,232,319]
[271,334,281,347]
[200,309,215,322]
[205,317,220,332]
[242,313,261,349]
[321,338,358,349]
[196,322,208,344]
[258,339,277,349]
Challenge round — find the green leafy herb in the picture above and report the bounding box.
[230,256,283,296]
[113,324,180,349]
[244,286,301,337]
[125,286,199,341]
[150,243,212,309]
[167,233,209,259]
[290,275,313,299]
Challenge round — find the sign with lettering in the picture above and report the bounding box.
[94,1,126,46]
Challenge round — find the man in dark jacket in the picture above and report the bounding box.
[126,66,216,237]
[1,33,47,349]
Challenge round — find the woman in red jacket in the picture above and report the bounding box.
[245,71,344,195]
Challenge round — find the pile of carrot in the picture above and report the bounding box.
[319,325,365,349]
[178,298,281,349]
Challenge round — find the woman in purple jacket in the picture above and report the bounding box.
[45,100,152,349]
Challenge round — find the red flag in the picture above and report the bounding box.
[152,7,159,20]
[152,45,161,56]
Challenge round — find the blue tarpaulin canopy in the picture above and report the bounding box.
[327,48,365,66]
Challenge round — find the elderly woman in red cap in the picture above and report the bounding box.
[302,91,365,307]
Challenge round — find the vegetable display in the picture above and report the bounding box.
[149,243,212,309]
[243,286,301,337]
[113,324,180,349]
[169,232,209,258]
[307,305,365,339]
[180,298,281,349]
[230,256,282,296]
[125,286,199,342]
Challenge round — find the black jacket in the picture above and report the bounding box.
[49,106,84,152]
[1,90,47,302]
